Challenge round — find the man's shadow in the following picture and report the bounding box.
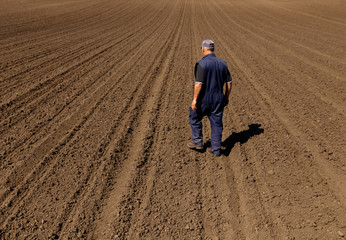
[222,123,264,156]
[204,123,264,156]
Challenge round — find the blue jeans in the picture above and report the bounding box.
[189,102,224,155]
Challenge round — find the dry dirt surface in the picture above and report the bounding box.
[0,0,346,239]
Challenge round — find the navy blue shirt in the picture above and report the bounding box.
[195,63,231,84]
[194,53,231,108]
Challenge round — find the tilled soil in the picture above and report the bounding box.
[0,0,345,239]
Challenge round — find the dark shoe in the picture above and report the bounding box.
[209,149,221,157]
[187,142,203,150]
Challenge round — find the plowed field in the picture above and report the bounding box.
[1,0,345,239]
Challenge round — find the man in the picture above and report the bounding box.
[188,39,232,157]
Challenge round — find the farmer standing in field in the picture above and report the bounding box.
[188,40,232,157]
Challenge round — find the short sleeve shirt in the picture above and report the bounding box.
[195,63,232,84]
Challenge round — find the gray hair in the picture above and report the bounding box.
[205,46,214,52]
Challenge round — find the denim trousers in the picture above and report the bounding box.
[189,102,224,154]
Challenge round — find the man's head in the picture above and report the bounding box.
[201,39,214,55]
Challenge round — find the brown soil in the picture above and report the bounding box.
[0,0,345,239]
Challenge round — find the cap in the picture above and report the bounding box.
[201,39,214,49]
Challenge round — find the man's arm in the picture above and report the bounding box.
[224,82,232,106]
[224,69,232,106]
[191,83,203,111]
[191,63,204,111]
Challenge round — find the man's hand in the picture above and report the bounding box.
[224,82,232,107]
[191,83,203,111]
[191,99,197,111]
[224,98,229,107]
